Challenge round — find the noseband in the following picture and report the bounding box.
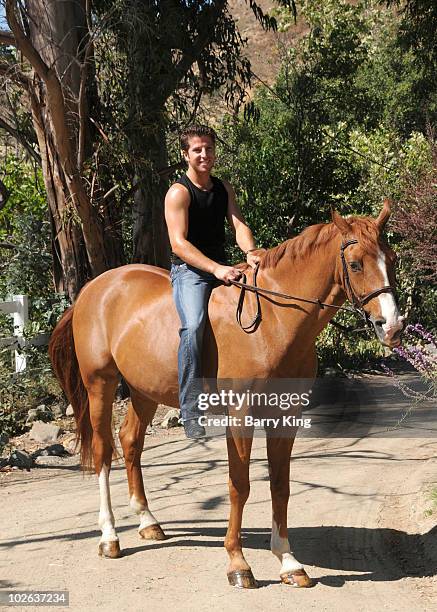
[232,239,396,333]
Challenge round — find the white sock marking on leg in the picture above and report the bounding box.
[98,464,118,543]
[271,519,303,574]
[130,496,159,531]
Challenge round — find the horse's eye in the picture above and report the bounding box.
[349,261,362,272]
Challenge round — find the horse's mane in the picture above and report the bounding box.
[259,216,380,270]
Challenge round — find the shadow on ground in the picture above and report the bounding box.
[1,522,435,586]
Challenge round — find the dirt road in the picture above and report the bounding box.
[1,427,436,612]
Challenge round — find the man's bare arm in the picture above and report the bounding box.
[224,181,263,268]
[164,184,242,283]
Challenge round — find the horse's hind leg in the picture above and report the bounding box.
[87,373,121,559]
[119,391,166,540]
[266,435,313,587]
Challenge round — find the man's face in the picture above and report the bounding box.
[183,135,216,174]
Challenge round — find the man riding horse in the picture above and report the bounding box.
[165,124,263,439]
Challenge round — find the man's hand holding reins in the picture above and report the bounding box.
[214,264,243,285]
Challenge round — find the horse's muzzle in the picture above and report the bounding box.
[372,317,404,348]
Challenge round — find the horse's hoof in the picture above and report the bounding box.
[227,569,258,589]
[280,569,314,588]
[139,524,166,541]
[98,540,121,559]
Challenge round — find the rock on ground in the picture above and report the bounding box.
[32,444,68,458]
[26,404,54,425]
[29,421,61,443]
[8,449,33,469]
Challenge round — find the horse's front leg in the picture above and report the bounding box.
[224,425,257,588]
[266,435,313,587]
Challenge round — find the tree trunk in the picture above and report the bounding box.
[6,0,125,299]
[29,89,88,297]
[131,126,170,266]
[122,5,171,268]
[101,194,126,270]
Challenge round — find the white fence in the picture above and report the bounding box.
[0,295,50,372]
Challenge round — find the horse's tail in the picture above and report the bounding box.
[48,305,93,472]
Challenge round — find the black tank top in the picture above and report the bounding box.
[171,174,229,265]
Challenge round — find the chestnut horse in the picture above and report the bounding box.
[49,203,403,589]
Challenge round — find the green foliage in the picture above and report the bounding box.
[316,323,386,372]
[384,1,437,69]
[219,0,436,237]
[0,345,63,439]
[0,156,46,230]
[0,155,68,329]
[0,157,66,438]
[219,0,437,365]
[219,3,372,250]
[0,156,50,297]
[92,0,260,172]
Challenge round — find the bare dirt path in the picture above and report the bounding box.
[1,428,436,612]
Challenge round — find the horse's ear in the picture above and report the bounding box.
[287,214,297,237]
[331,208,351,236]
[375,198,392,231]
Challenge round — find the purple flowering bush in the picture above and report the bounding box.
[381,324,437,413]
[392,324,437,380]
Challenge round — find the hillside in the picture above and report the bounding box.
[229,0,308,89]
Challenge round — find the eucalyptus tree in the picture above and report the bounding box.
[0,0,296,298]
[1,0,117,297]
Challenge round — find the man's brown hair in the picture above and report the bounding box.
[180,124,216,151]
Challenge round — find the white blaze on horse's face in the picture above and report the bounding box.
[359,244,403,347]
[376,249,404,347]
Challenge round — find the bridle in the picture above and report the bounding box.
[339,238,395,323]
[232,238,396,334]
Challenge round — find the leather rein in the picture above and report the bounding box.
[231,238,395,334]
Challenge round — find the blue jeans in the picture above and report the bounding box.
[171,263,218,423]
